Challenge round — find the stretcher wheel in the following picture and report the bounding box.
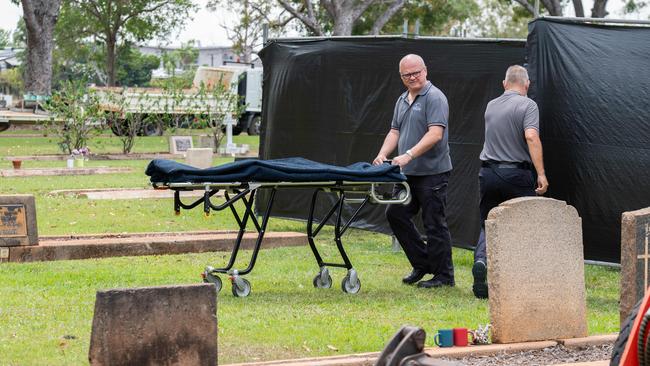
[203,272,222,293]
[312,273,332,288]
[231,278,251,297]
[341,274,361,294]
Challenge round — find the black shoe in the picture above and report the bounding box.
[472,261,488,299]
[417,277,455,288]
[402,268,426,284]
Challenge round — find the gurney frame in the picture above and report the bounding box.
[154,180,410,297]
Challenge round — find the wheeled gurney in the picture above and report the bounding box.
[145,157,409,297]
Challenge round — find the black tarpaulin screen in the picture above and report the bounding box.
[257,37,526,251]
[528,18,650,263]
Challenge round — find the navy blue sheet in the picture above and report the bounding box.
[145,158,406,184]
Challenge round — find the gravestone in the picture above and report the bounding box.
[169,136,193,155]
[0,195,38,249]
[198,135,216,151]
[620,206,650,325]
[487,197,587,343]
[185,148,214,169]
[89,283,217,366]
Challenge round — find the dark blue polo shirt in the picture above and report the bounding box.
[390,81,452,175]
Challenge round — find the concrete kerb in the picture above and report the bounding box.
[222,335,618,366]
[3,231,307,263]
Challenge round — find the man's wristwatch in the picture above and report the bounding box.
[405,149,414,159]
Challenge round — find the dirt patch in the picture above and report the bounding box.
[441,343,612,365]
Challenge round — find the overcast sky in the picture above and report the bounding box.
[0,0,647,48]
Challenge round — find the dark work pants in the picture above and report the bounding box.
[474,166,536,264]
[386,172,454,282]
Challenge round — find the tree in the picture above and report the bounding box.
[0,29,11,48]
[58,0,196,86]
[354,0,479,36]
[208,0,295,63]
[44,81,103,154]
[16,0,63,95]
[115,44,160,86]
[277,0,408,36]
[511,0,610,17]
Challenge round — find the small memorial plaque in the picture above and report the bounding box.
[0,195,38,247]
[0,204,27,237]
[170,136,194,155]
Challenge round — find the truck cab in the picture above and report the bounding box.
[196,64,263,135]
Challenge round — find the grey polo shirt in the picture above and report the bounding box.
[391,81,452,176]
[479,90,539,163]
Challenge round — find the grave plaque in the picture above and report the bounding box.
[620,207,650,325]
[169,136,193,155]
[0,205,27,236]
[0,195,38,247]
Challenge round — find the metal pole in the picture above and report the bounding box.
[262,23,269,46]
[534,0,539,18]
[402,19,408,37]
[415,19,420,36]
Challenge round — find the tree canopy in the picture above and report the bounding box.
[57,0,196,86]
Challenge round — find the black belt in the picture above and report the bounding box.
[481,160,531,169]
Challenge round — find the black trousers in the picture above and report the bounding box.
[386,172,454,282]
[474,166,536,264]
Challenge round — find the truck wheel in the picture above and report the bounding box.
[611,298,643,365]
[142,121,163,136]
[110,119,127,136]
[247,115,261,136]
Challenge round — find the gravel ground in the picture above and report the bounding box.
[440,343,613,366]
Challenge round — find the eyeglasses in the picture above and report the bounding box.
[400,68,424,79]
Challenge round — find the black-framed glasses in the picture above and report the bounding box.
[400,68,424,79]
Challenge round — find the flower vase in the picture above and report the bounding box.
[74,158,85,168]
[12,160,21,169]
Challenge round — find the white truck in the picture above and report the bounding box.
[97,65,263,136]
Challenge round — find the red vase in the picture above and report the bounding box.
[12,160,21,169]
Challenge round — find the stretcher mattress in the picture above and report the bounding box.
[146,157,406,184]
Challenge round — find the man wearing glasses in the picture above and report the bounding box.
[372,54,454,288]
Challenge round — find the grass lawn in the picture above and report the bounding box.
[0,129,621,365]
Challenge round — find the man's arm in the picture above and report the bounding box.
[524,128,549,195]
[372,129,399,165]
[392,125,443,168]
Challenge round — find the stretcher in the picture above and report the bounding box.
[145,157,409,297]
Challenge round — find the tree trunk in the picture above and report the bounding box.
[572,0,585,17]
[106,36,117,86]
[591,0,609,17]
[20,0,62,95]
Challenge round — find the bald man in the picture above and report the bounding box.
[373,54,455,288]
[472,65,549,299]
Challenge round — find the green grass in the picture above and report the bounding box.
[0,234,620,365]
[0,130,621,365]
[0,129,259,157]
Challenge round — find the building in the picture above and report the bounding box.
[0,48,21,71]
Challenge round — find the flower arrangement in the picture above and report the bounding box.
[71,147,91,159]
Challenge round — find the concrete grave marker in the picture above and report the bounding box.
[487,197,587,343]
[198,134,216,151]
[0,195,38,247]
[186,148,214,169]
[620,207,650,324]
[169,136,193,155]
[89,283,217,366]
